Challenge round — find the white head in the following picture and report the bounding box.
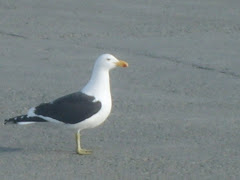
[81,54,128,99]
[94,54,128,71]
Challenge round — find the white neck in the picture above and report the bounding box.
[81,66,111,101]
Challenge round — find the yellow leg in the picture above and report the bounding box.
[75,131,92,155]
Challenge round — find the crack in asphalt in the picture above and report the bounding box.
[145,53,240,78]
[0,31,27,39]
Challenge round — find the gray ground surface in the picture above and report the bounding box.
[1,0,240,179]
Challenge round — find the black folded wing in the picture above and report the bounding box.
[34,92,102,124]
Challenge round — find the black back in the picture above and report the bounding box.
[34,92,102,124]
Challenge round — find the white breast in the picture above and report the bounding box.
[72,61,113,131]
[69,96,112,130]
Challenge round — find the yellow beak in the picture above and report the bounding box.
[115,60,128,67]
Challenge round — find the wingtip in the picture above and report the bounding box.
[4,119,10,125]
[4,119,8,125]
[4,118,16,125]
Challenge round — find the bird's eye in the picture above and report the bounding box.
[106,58,111,61]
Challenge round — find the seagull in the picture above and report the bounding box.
[4,54,128,155]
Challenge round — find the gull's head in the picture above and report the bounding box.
[95,54,128,71]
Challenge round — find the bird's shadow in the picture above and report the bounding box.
[0,146,22,153]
